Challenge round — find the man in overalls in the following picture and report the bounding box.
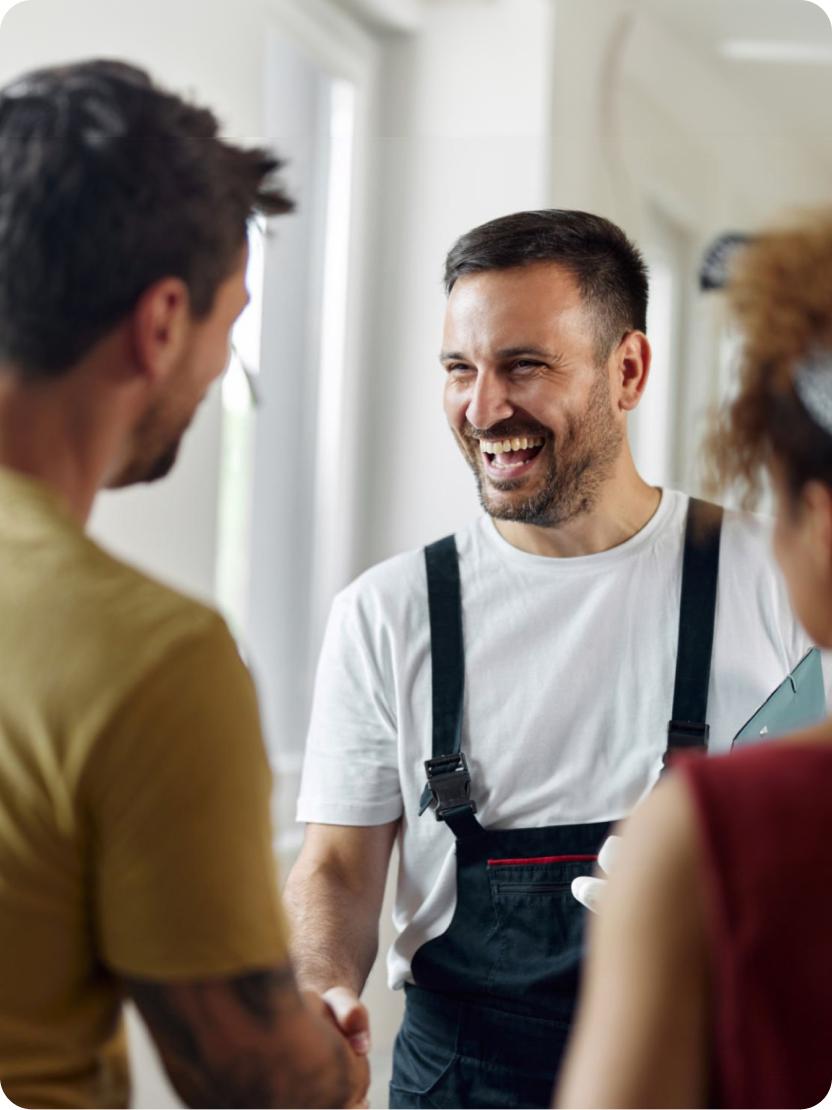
[285,210,819,1108]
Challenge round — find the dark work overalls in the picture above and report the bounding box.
[389,499,723,1110]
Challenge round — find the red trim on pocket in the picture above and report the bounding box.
[486,854,598,866]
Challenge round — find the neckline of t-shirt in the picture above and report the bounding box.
[477,488,686,572]
[0,464,79,524]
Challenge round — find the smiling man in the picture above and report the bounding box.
[441,257,652,553]
[285,210,818,1109]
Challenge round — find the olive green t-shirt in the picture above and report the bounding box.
[0,468,288,1109]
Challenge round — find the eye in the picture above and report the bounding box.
[445,362,474,376]
[511,359,544,372]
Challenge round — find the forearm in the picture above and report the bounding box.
[128,968,366,1109]
[283,862,381,995]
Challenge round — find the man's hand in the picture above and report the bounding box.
[302,990,370,1108]
[321,986,372,1056]
[571,835,622,914]
[283,820,397,1107]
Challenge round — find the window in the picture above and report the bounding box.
[213,6,376,850]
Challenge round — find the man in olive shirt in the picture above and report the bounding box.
[0,60,367,1109]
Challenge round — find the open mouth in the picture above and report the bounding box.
[479,435,545,477]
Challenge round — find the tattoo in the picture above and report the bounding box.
[230,967,294,1028]
[126,966,352,1109]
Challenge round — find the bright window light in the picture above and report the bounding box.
[311,79,356,633]
[316,80,355,466]
[215,225,266,634]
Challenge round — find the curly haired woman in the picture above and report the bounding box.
[556,216,832,1110]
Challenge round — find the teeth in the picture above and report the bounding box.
[480,436,544,455]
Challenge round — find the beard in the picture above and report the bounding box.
[460,371,623,527]
[107,399,188,490]
[108,437,182,489]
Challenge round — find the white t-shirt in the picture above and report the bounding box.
[297,490,815,989]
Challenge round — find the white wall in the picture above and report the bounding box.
[546,0,832,494]
[356,0,557,568]
[625,4,832,491]
[550,1,832,233]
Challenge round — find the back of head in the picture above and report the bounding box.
[708,210,832,505]
[443,209,649,361]
[0,59,293,379]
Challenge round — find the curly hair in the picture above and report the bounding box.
[0,60,293,378]
[706,211,832,507]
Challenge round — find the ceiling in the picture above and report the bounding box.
[638,0,832,152]
[641,0,828,45]
[347,0,832,165]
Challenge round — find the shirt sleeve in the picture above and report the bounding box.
[296,586,403,826]
[82,615,289,980]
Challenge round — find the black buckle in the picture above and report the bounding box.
[418,752,477,820]
[667,720,709,750]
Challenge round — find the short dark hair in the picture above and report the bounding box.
[444,210,649,360]
[0,59,294,378]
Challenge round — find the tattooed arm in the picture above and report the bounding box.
[125,963,369,1109]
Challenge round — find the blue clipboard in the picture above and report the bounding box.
[732,648,827,749]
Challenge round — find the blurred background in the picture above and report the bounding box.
[1,0,831,1104]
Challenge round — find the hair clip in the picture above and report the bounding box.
[699,233,755,292]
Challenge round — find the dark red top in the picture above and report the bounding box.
[681,742,832,1109]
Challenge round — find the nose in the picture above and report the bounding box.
[465,369,513,431]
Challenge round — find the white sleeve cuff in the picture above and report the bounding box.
[295,796,403,826]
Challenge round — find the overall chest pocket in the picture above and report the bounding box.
[485,854,596,1002]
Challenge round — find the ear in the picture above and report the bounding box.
[129,278,192,384]
[612,331,651,413]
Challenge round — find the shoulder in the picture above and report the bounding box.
[667,493,786,617]
[665,491,772,549]
[339,545,427,611]
[718,504,774,562]
[681,737,832,824]
[714,504,797,631]
[331,522,479,626]
[74,537,239,698]
[669,491,774,564]
[81,585,262,795]
[113,564,223,647]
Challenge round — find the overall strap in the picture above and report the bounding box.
[419,535,482,839]
[665,497,723,769]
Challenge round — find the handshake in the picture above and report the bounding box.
[308,834,623,1110]
[306,985,373,1110]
